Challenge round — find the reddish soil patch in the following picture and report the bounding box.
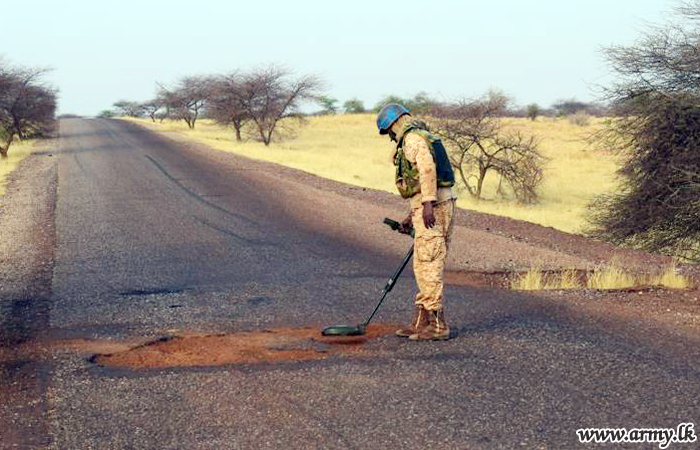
[92,323,398,369]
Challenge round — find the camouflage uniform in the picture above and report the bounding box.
[391,116,456,339]
[411,199,455,311]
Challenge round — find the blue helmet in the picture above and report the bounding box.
[376,103,409,135]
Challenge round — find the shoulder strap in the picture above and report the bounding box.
[396,120,431,149]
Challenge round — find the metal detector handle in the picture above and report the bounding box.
[383,217,415,237]
[361,243,414,327]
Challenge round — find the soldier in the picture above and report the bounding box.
[377,103,457,340]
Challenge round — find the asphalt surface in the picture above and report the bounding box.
[1,118,699,449]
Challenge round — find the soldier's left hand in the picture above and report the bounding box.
[422,202,436,228]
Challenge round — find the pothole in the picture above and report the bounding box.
[91,324,398,369]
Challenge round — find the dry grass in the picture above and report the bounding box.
[511,266,583,290]
[0,140,36,198]
[559,268,583,289]
[512,260,691,291]
[123,114,620,234]
[510,266,545,290]
[647,262,690,289]
[586,263,637,290]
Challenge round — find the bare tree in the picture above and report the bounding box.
[0,63,15,153]
[156,76,211,129]
[429,92,546,203]
[207,73,249,141]
[0,63,57,158]
[238,67,323,145]
[587,0,700,261]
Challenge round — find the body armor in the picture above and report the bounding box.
[394,121,455,199]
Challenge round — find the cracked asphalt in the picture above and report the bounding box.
[1,118,699,449]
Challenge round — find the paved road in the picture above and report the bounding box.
[2,118,699,449]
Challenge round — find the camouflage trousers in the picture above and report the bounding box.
[411,199,455,311]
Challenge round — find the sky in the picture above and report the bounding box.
[0,0,680,116]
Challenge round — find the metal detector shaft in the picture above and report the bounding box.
[321,217,414,336]
[361,243,414,327]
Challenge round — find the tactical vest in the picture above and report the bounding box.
[394,123,455,199]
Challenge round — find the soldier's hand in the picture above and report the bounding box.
[422,202,436,229]
[398,214,413,235]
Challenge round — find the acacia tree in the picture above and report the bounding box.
[139,100,162,122]
[587,1,700,260]
[0,63,57,158]
[429,92,546,203]
[113,100,142,117]
[343,98,365,114]
[527,103,541,121]
[552,99,592,116]
[207,73,250,141]
[239,67,322,145]
[157,76,210,129]
[317,96,338,115]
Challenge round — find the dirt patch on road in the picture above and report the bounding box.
[91,324,397,369]
[0,324,399,370]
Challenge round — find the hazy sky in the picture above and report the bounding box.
[0,0,679,115]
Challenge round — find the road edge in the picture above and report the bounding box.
[0,141,59,449]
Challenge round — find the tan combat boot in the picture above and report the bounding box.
[395,305,430,337]
[409,309,450,340]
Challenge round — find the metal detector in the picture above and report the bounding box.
[321,218,414,337]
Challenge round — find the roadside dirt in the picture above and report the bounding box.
[0,140,58,449]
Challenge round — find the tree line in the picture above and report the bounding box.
[0,60,57,158]
[315,92,606,120]
[369,94,607,121]
[110,66,323,146]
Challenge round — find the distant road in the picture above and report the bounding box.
[1,118,699,449]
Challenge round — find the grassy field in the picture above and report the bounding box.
[124,114,621,234]
[0,140,36,198]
